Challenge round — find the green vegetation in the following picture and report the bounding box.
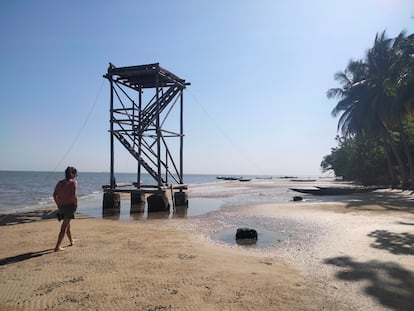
[322,30,414,189]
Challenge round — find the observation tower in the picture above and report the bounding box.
[102,63,190,212]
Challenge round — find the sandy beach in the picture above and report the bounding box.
[0,185,413,310]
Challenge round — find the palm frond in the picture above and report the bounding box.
[327,87,345,99]
[333,71,351,85]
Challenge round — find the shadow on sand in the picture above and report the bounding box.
[0,209,58,226]
[368,230,414,255]
[324,256,414,310]
[325,225,414,310]
[0,249,55,266]
[0,209,93,226]
[342,190,414,213]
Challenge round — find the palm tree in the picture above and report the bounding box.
[327,31,414,187]
[365,31,410,187]
[388,32,414,188]
[327,58,399,186]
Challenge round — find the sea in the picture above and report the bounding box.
[0,171,331,220]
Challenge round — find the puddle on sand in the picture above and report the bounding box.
[212,226,285,248]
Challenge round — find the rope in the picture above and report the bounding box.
[52,80,105,172]
[10,80,106,212]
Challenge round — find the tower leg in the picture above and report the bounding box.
[103,192,120,210]
[174,191,188,206]
[147,193,170,212]
[131,191,145,213]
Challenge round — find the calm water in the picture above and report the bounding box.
[1,171,337,248]
[0,171,218,214]
[0,171,329,219]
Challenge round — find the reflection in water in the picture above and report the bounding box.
[100,197,223,221]
[147,210,170,220]
[173,204,188,218]
[236,238,257,246]
[129,212,145,221]
[213,226,285,248]
[102,208,120,221]
[130,202,145,213]
[130,203,146,220]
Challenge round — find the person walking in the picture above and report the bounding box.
[53,166,78,252]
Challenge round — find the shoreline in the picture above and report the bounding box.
[0,175,372,216]
[0,188,413,310]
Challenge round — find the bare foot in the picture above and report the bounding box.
[54,247,65,252]
[70,239,78,246]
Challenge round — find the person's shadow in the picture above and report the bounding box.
[0,249,54,266]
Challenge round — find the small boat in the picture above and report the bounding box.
[238,178,251,182]
[290,179,317,182]
[216,176,242,181]
[290,186,378,196]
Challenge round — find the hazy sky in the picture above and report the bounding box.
[1,1,413,176]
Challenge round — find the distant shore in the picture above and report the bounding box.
[0,185,413,310]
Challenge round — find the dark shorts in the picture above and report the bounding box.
[58,204,76,220]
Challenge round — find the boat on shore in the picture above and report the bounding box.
[290,186,379,196]
[216,176,242,181]
[290,179,317,182]
[238,178,251,182]
[216,176,251,182]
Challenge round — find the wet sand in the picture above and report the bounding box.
[0,185,413,310]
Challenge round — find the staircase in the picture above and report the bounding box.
[136,86,180,135]
[112,132,166,184]
[105,63,188,192]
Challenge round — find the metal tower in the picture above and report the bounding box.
[103,63,190,192]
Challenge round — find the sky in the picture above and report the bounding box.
[0,0,413,176]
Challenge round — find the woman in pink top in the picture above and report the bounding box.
[53,166,78,252]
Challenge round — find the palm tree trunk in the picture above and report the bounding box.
[386,136,408,188]
[383,142,399,187]
[381,123,408,188]
[398,120,414,189]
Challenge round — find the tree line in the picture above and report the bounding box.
[321,30,414,189]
